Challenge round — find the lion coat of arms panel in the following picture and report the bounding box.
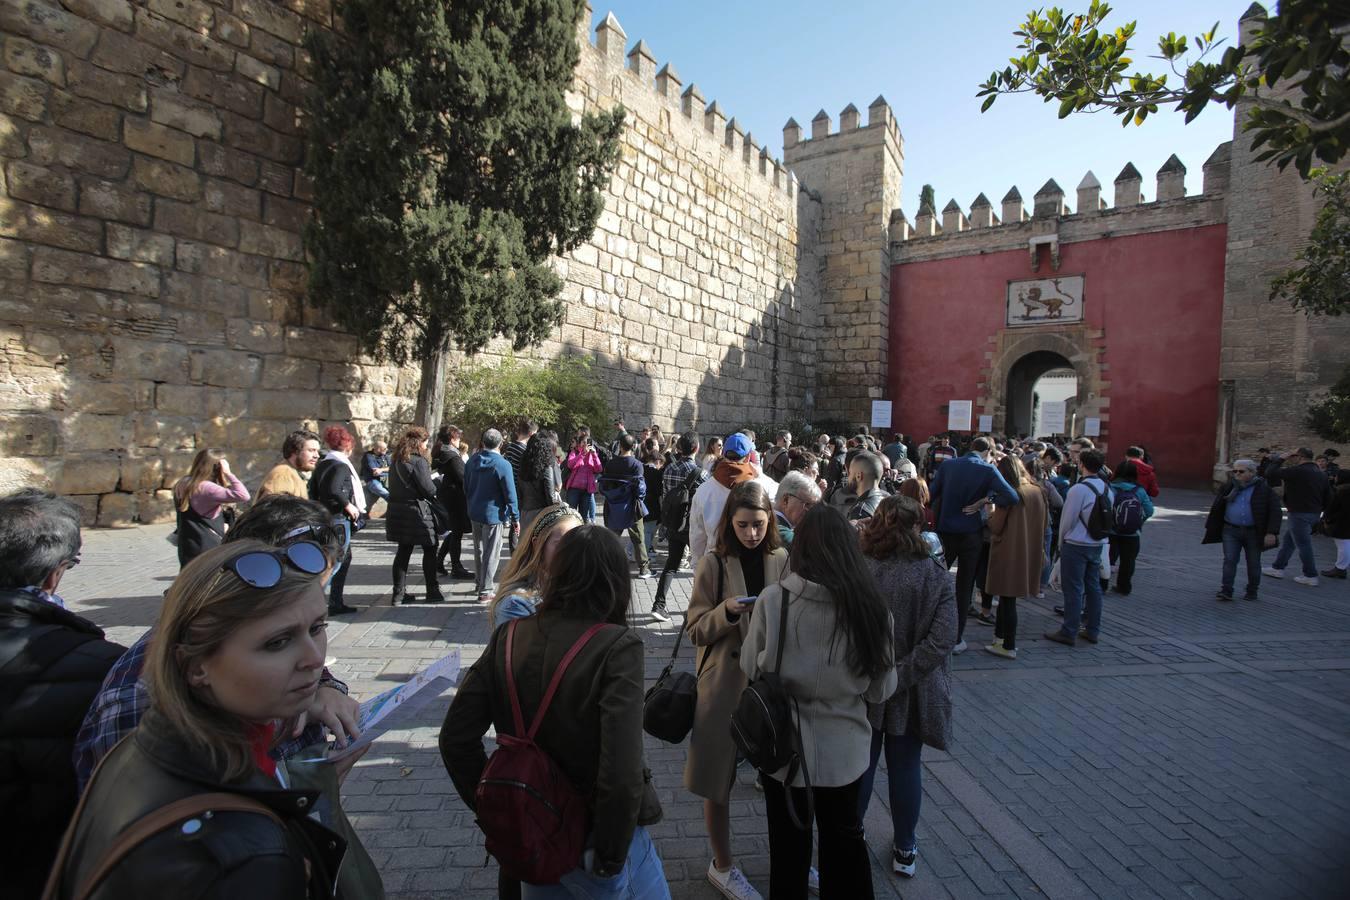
[1005,276,1084,326]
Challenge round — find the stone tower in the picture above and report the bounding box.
[783,97,903,429]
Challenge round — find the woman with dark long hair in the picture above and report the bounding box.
[856,495,956,881]
[685,481,787,900]
[440,526,669,899]
[517,430,563,531]
[172,448,250,567]
[742,504,897,899]
[385,427,445,604]
[432,424,474,580]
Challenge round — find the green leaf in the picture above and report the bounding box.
[981,94,997,112]
[1058,96,1077,118]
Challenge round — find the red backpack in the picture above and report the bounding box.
[474,619,607,885]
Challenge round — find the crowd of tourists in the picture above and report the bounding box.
[1,415,1345,900]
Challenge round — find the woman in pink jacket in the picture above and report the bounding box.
[564,426,603,523]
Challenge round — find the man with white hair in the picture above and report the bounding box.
[1203,458,1283,601]
[773,471,822,545]
[0,489,125,897]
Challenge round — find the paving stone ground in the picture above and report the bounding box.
[63,489,1350,899]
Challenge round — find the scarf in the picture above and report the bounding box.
[328,450,367,514]
[247,721,279,779]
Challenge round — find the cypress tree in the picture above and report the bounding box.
[304,0,625,426]
[918,183,936,216]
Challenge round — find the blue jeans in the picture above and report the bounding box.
[521,827,670,900]
[566,487,596,524]
[1221,524,1263,596]
[1273,511,1320,577]
[857,729,923,852]
[365,478,390,501]
[1059,541,1104,640]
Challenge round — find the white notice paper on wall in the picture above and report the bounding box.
[1084,417,1101,437]
[948,401,973,432]
[1041,401,1067,434]
[978,414,993,433]
[870,400,893,430]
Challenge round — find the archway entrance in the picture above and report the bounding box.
[1006,351,1076,437]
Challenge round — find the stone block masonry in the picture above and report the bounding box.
[0,1,828,524]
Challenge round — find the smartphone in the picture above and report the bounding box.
[735,595,757,605]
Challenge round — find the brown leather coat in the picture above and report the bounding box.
[439,610,661,873]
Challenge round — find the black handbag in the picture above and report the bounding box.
[729,588,814,830]
[642,558,721,743]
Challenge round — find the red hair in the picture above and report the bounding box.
[323,425,354,453]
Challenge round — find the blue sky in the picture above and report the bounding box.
[589,1,1247,219]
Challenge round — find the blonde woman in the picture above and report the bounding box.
[48,539,348,899]
[172,448,250,567]
[489,503,582,627]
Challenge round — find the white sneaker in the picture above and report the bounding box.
[951,639,968,655]
[808,866,820,895]
[650,602,671,622]
[985,642,1017,659]
[1293,575,1319,586]
[1262,566,1284,579]
[893,845,918,877]
[707,862,762,900]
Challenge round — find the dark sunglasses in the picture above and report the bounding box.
[223,541,327,588]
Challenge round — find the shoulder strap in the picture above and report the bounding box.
[505,620,609,742]
[43,732,284,900]
[772,589,790,674]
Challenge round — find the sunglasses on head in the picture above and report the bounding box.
[223,540,327,588]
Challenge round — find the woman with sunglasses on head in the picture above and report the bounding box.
[172,447,250,567]
[440,526,668,899]
[742,505,897,900]
[489,503,583,628]
[49,539,349,900]
[684,480,787,900]
[386,426,446,604]
[856,495,956,881]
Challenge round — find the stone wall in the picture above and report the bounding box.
[783,101,902,427]
[1214,9,1350,470]
[0,1,823,524]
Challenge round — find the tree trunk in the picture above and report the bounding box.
[415,332,451,429]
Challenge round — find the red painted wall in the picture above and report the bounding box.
[888,225,1228,485]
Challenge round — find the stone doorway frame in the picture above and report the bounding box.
[975,324,1110,446]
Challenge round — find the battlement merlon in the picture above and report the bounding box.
[891,142,1232,252]
[780,97,905,185]
[577,6,795,197]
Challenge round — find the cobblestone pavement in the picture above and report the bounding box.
[63,490,1350,899]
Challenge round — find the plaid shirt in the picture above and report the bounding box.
[662,455,703,495]
[73,630,348,791]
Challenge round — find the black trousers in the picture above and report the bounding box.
[329,544,353,606]
[938,530,983,641]
[436,531,465,569]
[763,775,873,900]
[393,542,440,600]
[1108,535,1140,594]
[654,531,688,603]
[993,595,1017,650]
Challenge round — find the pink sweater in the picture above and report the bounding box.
[565,448,602,493]
[189,474,250,518]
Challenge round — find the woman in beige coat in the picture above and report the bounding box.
[983,455,1046,659]
[685,481,787,900]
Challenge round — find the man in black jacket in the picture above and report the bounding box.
[0,488,126,897]
[1203,460,1283,601]
[1263,447,1333,585]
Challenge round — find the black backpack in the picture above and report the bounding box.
[1080,477,1114,541]
[729,589,813,830]
[660,466,706,535]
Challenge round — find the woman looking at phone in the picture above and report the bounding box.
[684,481,786,900]
[172,448,250,567]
